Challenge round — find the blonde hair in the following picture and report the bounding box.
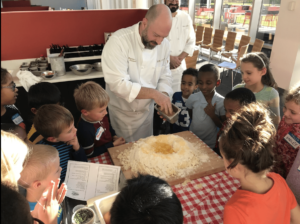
[1,130,31,189]
[74,81,109,111]
[34,104,73,138]
[285,83,300,105]
[20,145,58,188]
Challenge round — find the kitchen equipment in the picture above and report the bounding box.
[38,62,48,67]
[108,131,225,186]
[29,67,38,71]
[38,66,47,71]
[41,71,56,79]
[93,62,102,71]
[49,55,66,76]
[155,103,181,124]
[71,207,95,224]
[72,205,86,213]
[31,70,44,76]
[93,191,119,224]
[69,64,93,76]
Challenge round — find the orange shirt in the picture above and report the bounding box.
[223,172,297,224]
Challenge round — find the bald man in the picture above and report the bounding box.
[102,4,173,142]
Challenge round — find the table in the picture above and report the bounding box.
[88,152,240,224]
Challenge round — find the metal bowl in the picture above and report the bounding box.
[42,71,56,80]
[70,64,93,76]
[93,62,102,71]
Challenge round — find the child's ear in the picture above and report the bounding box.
[30,108,37,115]
[194,83,199,90]
[32,180,42,189]
[46,137,58,143]
[81,109,88,116]
[261,67,267,76]
[216,79,221,87]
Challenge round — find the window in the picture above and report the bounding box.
[220,0,253,39]
[194,0,215,28]
[255,0,280,46]
[180,0,189,14]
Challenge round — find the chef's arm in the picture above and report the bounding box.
[136,88,172,114]
[178,52,189,61]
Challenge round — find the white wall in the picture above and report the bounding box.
[270,0,300,90]
[31,0,86,10]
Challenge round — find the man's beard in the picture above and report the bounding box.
[141,27,158,50]
[168,3,179,13]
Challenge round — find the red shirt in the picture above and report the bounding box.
[273,117,300,178]
[223,172,297,224]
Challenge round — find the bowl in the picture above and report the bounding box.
[29,67,38,71]
[70,64,93,76]
[72,204,86,213]
[71,207,95,224]
[42,71,56,79]
[38,66,47,71]
[93,62,102,71]
[38,62,48,67]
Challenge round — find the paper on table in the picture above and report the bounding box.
[64,161,120,201]
[218,61,236,69]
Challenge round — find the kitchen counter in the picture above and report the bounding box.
[1,58,104,87]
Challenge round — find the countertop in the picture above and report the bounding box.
[1,58,104,87]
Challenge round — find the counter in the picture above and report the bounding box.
[1,58,104,87]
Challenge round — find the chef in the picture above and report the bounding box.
[102,4,173,143]
[165,0,196,93]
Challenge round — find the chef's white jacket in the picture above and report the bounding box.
[102,22,173,142]
[167,10,196,93]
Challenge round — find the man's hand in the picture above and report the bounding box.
[204,102,216,118]
[113,137,126,147]
[66,136,80,151]
[170,56,182,69]
[112,135,119,141]
[154,91,173,115]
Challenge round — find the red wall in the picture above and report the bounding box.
[2,1,31,7]
[1,9,147,60]
[1,7,49,12]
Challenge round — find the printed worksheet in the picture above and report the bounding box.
[65,161,120,201]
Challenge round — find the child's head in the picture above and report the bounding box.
[198,64,220,97]
[1,130,30,188]
[1,68,18,106]
[34,104,76,142]
[224,88,256,119]
[28,82,61,115]
[1,183,34,224]
[1,123,28,142]
[181,68,198,98]
[19,145,61,192]
[110,174,183,224]
[241,52,277,88]
[220,103,275,177]
[283,83,300,124]
[74,81,109,122]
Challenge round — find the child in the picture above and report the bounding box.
[171,68,198,133]
[273,84,300,178]
[74,81,125,158]
[214,88,256,154]
[220,103,300,224]
[1,68,25,130]
[186,64,225,148]
[19,145,67,224]
[34,104,87,182]
[105,174,183,224]
[27,82,62,144]
[233,52,280,128]
[1,123,28,142]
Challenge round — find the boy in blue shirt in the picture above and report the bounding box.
[171,68,198,133]
[186,64,226,148]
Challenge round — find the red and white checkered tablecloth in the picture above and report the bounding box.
[88,153,240,224]
[88,152,113,165]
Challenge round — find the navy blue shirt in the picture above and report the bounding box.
[171,92,191,133]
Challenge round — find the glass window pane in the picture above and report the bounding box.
[180,0,189,13]
[195,0,215,28]
[256,0,280,46]
[220,0,253,40]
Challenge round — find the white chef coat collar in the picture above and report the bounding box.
[173,9,182,18]
[135,22,145,49]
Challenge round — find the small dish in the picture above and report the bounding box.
[42,71,56,79]
[70,64,93,76]
[155,103,181,124]
[93,62,102,71]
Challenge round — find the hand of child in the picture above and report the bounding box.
[66,136,80,151]
[204,102,216,118]
[32,180,59,224]
[113,137,126,147]
[113,135,119,141]
[56,182,67,204]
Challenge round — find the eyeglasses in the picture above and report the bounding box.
[2,82,17,91]
[32,217,44,224]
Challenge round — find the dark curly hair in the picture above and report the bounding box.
[220,102,275,173]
